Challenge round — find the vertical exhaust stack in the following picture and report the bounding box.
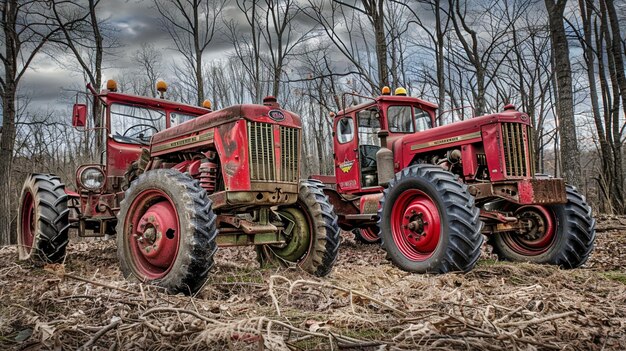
[376,130,394,187]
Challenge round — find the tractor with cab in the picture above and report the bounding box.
[18,81,340,294]
[311,87,595,274]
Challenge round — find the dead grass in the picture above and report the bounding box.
[0,219,625,350]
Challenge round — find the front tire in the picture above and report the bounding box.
[116,169,217,295]
[489,185,595,268]
[378,165,483,273]
[17,174,70,263]
[257,180,340,277]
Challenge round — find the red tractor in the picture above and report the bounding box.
[312,87,595,273]
[17,81,340,294]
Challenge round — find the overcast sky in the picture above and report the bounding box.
[20,0,255,111]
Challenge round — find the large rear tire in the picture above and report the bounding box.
[378,165,483,273]
[17,174,70,264]
[116,169,217,295]
[489,185,595,268]
[257,180,340,277]
[353,227,380,244]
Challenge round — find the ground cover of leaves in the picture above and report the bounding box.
[0,216,625,350]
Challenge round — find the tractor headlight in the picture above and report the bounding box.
[79,167,105,191]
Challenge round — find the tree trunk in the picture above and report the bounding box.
[435,0,446,124]
[0,86,17,245]
[544,0,582,188]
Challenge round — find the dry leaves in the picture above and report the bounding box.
[0,221,625,350]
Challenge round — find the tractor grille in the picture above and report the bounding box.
[280,126,299,182]
[248,121,276,181]
[501,123,535,177]
[247,121,300,183]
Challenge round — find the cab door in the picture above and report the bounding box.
[333,114,360,193]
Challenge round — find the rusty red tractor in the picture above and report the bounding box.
[18,81,340,294]
[312,87,596,273]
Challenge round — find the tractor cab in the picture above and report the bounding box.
[333,87,437,195]
[71,80,211,193]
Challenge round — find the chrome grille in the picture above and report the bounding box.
[280,126,299,182]
[248,122,276,181]
[247,121,300,183]
[501,123,534,177]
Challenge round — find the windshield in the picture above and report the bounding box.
[171,112,198,126]
[110,103,166,144]
[387,105,433,133]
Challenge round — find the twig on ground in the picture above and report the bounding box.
[77,317,121,351]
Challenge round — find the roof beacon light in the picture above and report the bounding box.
[395,87,407,96]
[381,86,391,95]
[202,99,212,110]
[156,80,168,99]
[106,79,118,92]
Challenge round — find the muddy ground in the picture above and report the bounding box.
[0,215,625,350]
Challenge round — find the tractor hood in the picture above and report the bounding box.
[396,108,531,155]
[151,104,302,145]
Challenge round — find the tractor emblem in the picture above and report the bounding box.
[268,110,285,121]
[339,160,354,173]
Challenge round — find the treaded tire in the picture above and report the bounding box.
[257,180,340,277]
[117,169,217,295]
[378,165,483,273]
[353,227,381,244]
[122,148,150,190]
[17,174,70,264]
[489,185,596,268]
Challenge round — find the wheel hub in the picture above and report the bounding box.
[505,205,556,254]
[391,189,441,260]
[271,208,311,262]
[131,199,179,272]
[517,211,547,241]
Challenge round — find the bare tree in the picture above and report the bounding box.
[545,0,582,188]
[49,0,115,159]
[306,0,388,92]
[155,0,226,106]
[133,43,164,98]
[0,0,60,245]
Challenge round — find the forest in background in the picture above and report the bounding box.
[1,0,625,245]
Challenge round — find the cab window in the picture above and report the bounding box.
[357,109,381,146]
[414,108,432,132]
[336,117,355,144]
[387,106,414,133]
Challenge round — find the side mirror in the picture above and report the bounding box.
[72,103,87,127]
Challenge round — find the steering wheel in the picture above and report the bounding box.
[122,124,159,139]
[363,154,377,167]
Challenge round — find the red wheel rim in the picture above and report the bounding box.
[20,192,35,254]
[503,206,556,256]
[390,189,441,261]
[359,227,379,242]
[125,189,180,279]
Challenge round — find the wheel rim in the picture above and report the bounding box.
[125,189,180,279]
[20,191,35,254]
[359,227,379,242]
[502,205,556,256]
[390,189,441,261]
[272,207,312,262]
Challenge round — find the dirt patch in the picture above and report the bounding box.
[1,222,625,350]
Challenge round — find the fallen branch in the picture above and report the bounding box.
[63,273,140,296]
[498,311,577,328]
[272,277,407,318]
[77,317,121,351]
